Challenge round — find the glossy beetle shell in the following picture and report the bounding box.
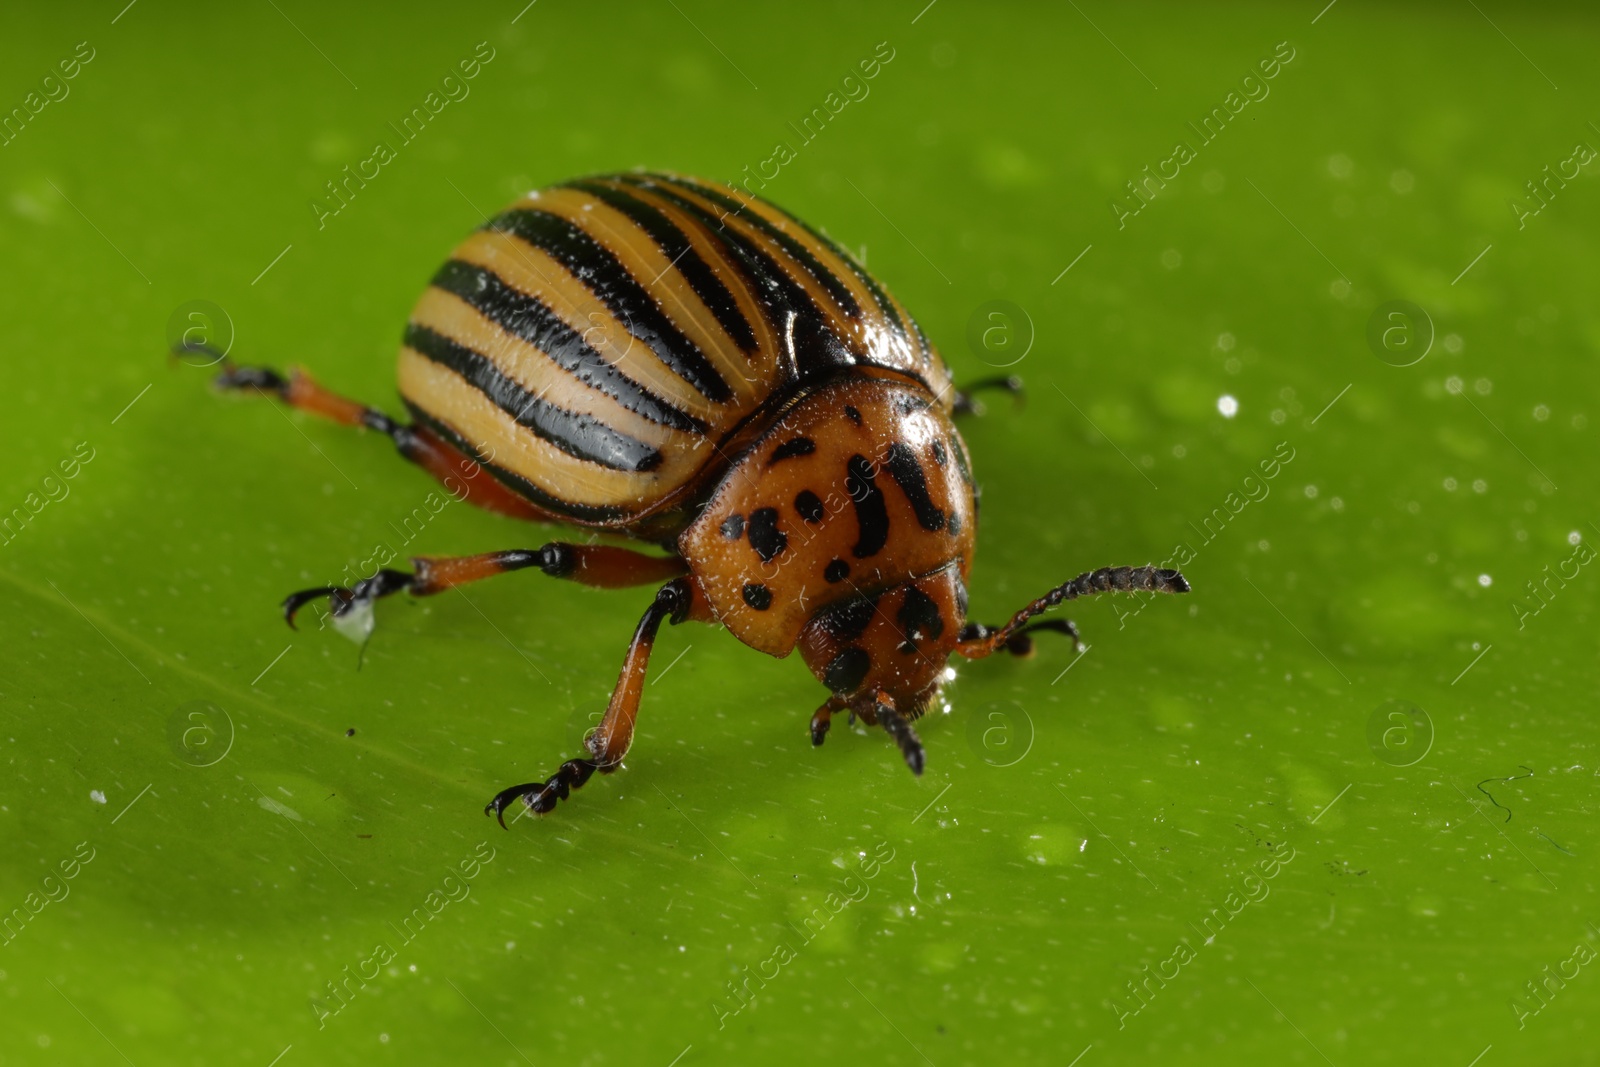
[394,172,955,539]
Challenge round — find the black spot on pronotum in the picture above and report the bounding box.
[795,489,825,523]
[742,583,772,610]
[824,559,850,583]
[845,454,889,558]
[720,513,745,539]
[843,405,863,426]
[947,512,962,538]
[747,507,787,563]
[931,440,948,467]
[768,436,816,464]
[883,442,946,532]
[896,586,945,650]
[828,594,879,642]
[823,647,871,693]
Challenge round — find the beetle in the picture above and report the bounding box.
[206,171,1189,826]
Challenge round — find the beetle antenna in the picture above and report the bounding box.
[957,565,1188,659]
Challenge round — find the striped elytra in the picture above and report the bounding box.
[217,171,1190,823]
[396,172,952,532]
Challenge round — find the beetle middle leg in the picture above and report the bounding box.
[282,544,687,630]
[485,577,705,826]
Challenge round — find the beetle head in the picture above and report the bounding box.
[796,563,967,719]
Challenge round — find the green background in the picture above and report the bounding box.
[3,1,1597,1064]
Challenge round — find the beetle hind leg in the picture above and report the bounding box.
[204,351,550,521]
[215,360,387,433]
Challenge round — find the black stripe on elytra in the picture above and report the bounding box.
[564,180,758,354]
[950,433,974,487]
[845,453,889,558]
[616,175,853,376]
[404,323,662,473]
[429,259,704,435]
[746,506,787,563]
[402,401,630,524]
[486,208,734,404]
[883,442,946,532]
[672,175,864,322]
[745,186,905,334]
[767,436,815,464]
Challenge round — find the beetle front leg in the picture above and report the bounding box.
[486,577,702,826]
[810,695,847,747]
[956,618,1082,658]
[859,692,925,776]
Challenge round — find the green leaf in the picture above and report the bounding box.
[2,3,1596,1065]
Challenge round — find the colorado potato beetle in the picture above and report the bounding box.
[206,172,1189,825]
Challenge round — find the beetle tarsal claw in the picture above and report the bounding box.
[485,758,603,828]
[810,713,831,747]
[280,585,376,644]
[280,568,418,637]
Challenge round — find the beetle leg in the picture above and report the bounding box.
[955,565,1190,660]
[485,758,603,826]
[282,545,688,629]
[952,375,1024,417]
[957,618,1082,658]
[486,578,699,827]
[869,692,925,776]
[204,352,550,521]
[810,695,847,747]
